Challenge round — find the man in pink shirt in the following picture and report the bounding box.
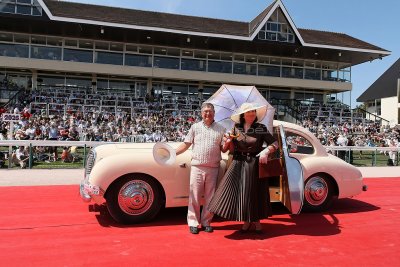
[176,103,229,234]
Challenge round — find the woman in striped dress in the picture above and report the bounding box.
[209,102,278,233]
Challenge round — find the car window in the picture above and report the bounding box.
[285,132,315,154]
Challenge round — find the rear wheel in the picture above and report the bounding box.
[303,175,334,212]
[106,174,164,224]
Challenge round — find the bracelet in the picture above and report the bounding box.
[261,147,270,155]
[270,143,278,151]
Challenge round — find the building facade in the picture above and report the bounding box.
[357,58,400,125]
[0,0,390,106]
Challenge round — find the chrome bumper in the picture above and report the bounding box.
[79,179,102,202]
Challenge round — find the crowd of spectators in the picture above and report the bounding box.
[0,88,399,166]
[0,103,196,143]
[301,118,400,165]
[2,103,399,144]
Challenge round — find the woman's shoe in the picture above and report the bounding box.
[254,229,263,234]
[254,222,263,234]
[240,222,252,233]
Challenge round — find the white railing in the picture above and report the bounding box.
[0,140,116,147]
[325,146,400,152]
[1,140,399,169]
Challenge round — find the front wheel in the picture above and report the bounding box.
[106,174,164,224]
[303,175,334,212]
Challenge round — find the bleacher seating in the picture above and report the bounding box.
[28,86,200,120]
[297,100,378,125]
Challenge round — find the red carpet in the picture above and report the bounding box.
[0,178,399,267]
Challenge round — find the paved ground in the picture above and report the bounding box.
[357,166,400,178]
[0,169,83,186]
[0,167,399,187]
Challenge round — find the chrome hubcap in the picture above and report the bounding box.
[305,177,328,206]
[118,180,154,215]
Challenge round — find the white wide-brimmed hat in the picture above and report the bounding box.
[153,142,176,166]
[230,102,267,123]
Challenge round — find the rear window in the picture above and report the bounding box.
[286,132,314,154]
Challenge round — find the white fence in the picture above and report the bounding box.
[1,140,399,169]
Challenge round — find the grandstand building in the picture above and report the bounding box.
[357,58,400,125]
[0,0,390,121]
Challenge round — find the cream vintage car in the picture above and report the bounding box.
[80,121,367,224]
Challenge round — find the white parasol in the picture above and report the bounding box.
[205,84,275,133]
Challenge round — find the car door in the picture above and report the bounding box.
[279,124,304,214]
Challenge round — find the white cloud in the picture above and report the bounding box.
[162,0,184,13]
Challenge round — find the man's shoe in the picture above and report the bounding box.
[204,226,213,233]
[189,226,199,234]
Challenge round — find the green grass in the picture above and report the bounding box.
[1,147,397,169]
[2,157,84,169]
[1,146,87,169]
[340,150,398,167]
[32,161,84,169]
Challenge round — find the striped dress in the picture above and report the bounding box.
[209,123,276,222]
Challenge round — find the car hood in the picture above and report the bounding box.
[114,142,181,150]
[93,143,182,159]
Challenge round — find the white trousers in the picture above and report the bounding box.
[187,165,219,227]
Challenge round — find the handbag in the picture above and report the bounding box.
[259,157,283,178]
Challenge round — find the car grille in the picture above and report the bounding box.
[85,150,96,178]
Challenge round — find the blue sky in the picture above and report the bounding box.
[66,0,400,107]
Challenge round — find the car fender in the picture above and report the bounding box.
[89,152,182,198]
[294,154,363,198]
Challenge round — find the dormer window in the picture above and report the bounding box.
[258,8,295,43]
[0,0,43,16]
